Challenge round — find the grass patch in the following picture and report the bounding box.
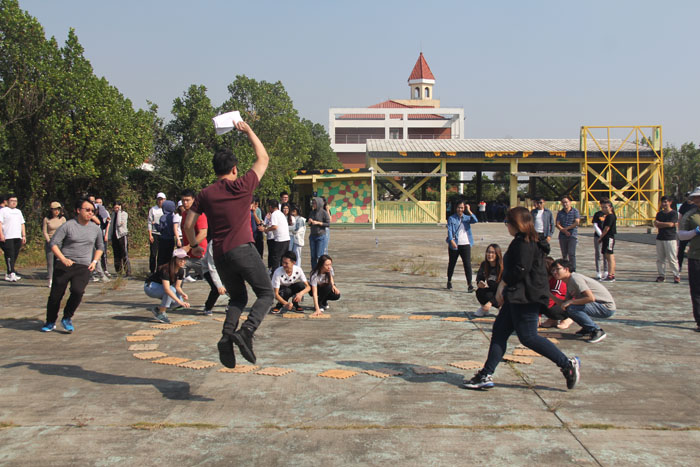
[0,421,17,429]
[130,422,223,431]
[99,274,128,294]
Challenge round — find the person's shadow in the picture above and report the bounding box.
[3,362,213,401]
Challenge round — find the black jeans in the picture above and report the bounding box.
[483,302,569,375]
[268,240,289,272]
[310,283,341,307]
[157,237,175,268]
[688,258,700,327]
[46,263,92,323]
[254,234,264,258]
[678,239,689,271]
[149,234,160,273]
[112,236,131,275]
[447,245,472,285]
[1,238,22,274]
[214,242,274,336]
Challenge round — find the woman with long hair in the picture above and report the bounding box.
[42,202,66,287]
[446,199,478,292]
[464,206,581,391]
[289,204,306,262]
[143,248,191,323]
[474,243,503,316]
[309,254,340,317]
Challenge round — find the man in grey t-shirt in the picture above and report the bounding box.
[551,258,616,343]
[42,199,104,333]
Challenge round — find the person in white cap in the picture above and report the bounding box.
[143,248,191,324]
[678,186,700,332]
[147,192,166,273]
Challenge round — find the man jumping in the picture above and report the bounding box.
[184,120,273,368]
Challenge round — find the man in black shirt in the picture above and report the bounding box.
[654,196,680,283]
[598,199,616,282]
[678,194,695,271]
[592,202,608,280]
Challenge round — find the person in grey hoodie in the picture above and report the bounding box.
[308,196,330,270]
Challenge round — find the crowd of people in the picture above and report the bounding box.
[2,116,699,392]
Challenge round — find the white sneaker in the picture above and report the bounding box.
[48,280,52,288]
[596,272,603,280]
[10,272,20,282]
[4,274,11,282]
[92,275,100,282]
[183,276,196,283]
[474,306,486,317]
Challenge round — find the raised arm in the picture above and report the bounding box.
[236,121,268,181]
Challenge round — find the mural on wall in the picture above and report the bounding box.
[315,179,372,223]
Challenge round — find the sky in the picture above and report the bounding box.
[20,0,700,146]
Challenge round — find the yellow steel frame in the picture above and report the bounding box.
[582,126,663,224]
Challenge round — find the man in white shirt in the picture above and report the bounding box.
[0,195,26,281]
[270,251,310,314]
[262,199,290,274]
[147,193,166,273]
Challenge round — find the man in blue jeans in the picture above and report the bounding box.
[184,119,273,369]
[551,259,616,343]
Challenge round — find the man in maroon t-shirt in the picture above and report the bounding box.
[184,120,271,369]
[180,188,207,281]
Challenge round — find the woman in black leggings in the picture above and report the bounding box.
[464,206,581,391]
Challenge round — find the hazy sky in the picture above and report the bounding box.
[20,0,700,146]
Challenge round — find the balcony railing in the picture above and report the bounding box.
[334,134,451,144]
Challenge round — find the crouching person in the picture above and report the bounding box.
[271,251,310,314]
[144,248,191,323]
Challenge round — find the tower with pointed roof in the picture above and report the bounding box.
[408,52,435,101]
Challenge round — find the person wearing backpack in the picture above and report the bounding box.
[156,200,177,267]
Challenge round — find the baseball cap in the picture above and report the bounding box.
[172,248,188,259]
[177,200,183,207]
[688,186,700,198]
[50,201,62,209]
[156,192,166,199]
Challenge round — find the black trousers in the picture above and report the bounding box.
[203,271,229,311]
[278,282,307,305]
[310,283,341,306]
[214,242,274,336]
[149,234,160,273]
[678,239,689,271]
[541,303,568,321]
[268,240,289,272]
[112,236,131,275]
[99,228,108,272]
[688,258,700,327]
[447,245,472,285]
[254,234,264,257]
[1,238,21,274]
[476,287,498,307]
[46,263,91,323]
[157,237,175,268]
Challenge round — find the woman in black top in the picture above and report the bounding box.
[143,248,190,323]
[474,243,503,317]
[464,207,580,390]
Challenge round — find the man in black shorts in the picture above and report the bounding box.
[184,120,273,368]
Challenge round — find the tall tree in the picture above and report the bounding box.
[301,119,342,170]
[664,143,700,199]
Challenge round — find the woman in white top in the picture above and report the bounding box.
[289,204,306,262]
[309,254,340,317]
[445,199,478,292]
[0,195,26,282]
[270,251,310,314]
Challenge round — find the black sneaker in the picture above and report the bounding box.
[561,356,581,390]
[467,284,475,293]
[232,327,256,364]
[217,333,236,368]
[462,370,494,390]
[270,307,282,315]
[588,328,607,343]
[446,281,452,290]
[575,327,590,336]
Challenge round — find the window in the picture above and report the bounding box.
[414,87,420,98]
[425,87,430,98]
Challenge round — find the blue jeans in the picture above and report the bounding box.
[144,282,180,309]
[483,302,570,375]
[309,233,329,270]
[566,301,615,331]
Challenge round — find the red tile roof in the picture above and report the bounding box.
[408,52,435,81]
[338,100,445,120]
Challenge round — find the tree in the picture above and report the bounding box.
[301,119,342,170]
[218,75,312,200]
[664,143,700,200]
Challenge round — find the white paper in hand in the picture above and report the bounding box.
[212,111,243,135]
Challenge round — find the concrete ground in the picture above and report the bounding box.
[1,224,698,466]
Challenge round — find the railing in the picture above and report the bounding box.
[376,201,440,224]
[334,134,451,144]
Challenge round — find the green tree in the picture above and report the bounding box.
[664,143,700,199]
[155,85,217,194]
[301,119,342,170]
[218,75,312,200]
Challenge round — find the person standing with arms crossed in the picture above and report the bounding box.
[184,120,273,368]
[598,199,616,282]
[147,193,166,273]
[41,198,104,332]
[556,196,580,272]
[654,196,680,283]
